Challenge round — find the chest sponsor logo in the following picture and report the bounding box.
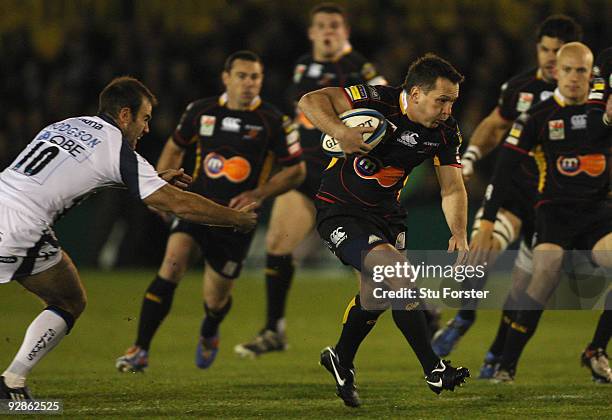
[516,92,534,112]
[293,64,307,83]
[353,157,405,188]
[307,63,323,78]
[204,152,251,183]
[397,131,419,147]
[330,227,347,247]
[243,124,263,140]
[570,114,587,130]
[548,119,565,140]
[557,154,606,177]
[221,117,241,132]
[199,115,216,136]
[540,90,554,102]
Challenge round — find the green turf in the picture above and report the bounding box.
[0,269,609,418]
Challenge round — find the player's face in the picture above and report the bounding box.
[555,52,592,102]
[124,98,152,149]
[223,59,263,109]
[309,12,349,60]
[537,36,564,82]
[411,78,459,128]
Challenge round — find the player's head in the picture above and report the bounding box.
[555,42,593,104]
[98,76,157,149]
[536,15,582,82]
[402,53,464,128]
[308,3,350,61]
[222,50,264,110]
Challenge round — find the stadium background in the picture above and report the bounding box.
[0,0,610,268]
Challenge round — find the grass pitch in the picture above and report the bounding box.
[0,269,609,418]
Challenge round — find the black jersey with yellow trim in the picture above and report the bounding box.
[171,94,302,205]
[316,84,462,219]
[498,67,556,122]
[493,67,556,210]
[483,89,611,221]
[291,47,384,169]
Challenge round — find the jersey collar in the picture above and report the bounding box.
[218,92,262,111]
[399,90,409,115]
[97,113,121,130]
[553,88,567,107]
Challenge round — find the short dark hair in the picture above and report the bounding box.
[223,50,262,72]
[402,53,464,93]
[536,15,582,43]
[98,76,157,120]
[309,2,348,25]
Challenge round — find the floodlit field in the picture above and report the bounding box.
[0,269,608,418]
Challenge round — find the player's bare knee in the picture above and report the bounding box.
[265,229,288,254]
[159,256,188,283]
[592,233,612,268]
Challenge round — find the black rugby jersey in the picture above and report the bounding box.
[172,94,302,205]
[291,48,384,172]
[316,85,462,219]
[495,68,557,206]
[483,89,611,221]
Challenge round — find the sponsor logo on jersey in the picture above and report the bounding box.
[307,63,323,78]
[540,90,554,102]
[221,117,241,132]
[397,131,419,147]
[509,122,523,139]
[368,234,382,244]
[516,92,534,112]
[204,152,251,183]
[353,157,405,188]
[199,115,216,136]
[593,78,605,91]
[293,64,307,83]
[366,85,380,100]
[330,227,347,247]
[548,119,565,140]
[395,232,406,249]
[345,85,368,101]
[570,114,587,130]
[556,154,606,177]
[0,256,17,263]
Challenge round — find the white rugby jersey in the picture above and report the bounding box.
[0,115,166,224]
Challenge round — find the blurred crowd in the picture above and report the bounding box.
[0,0,609,265]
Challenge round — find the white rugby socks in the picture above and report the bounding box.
[2,309,69,388]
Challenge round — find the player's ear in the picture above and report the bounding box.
[117,107,132,127]
[409,86,421,103]
[222,71,230,88]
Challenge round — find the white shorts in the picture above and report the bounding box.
[0,203,62,283]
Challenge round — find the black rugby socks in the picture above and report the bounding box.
[136,276,177,351]
[335,295,382,368]
[265,254,295,332]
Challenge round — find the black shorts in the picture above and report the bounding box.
[170,219,255,279]
[534,200,612,249]
[316,206,406,271]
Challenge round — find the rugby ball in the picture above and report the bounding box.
[321,108,387,157]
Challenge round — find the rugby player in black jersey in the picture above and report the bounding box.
[236,2,388,358]
[580,46,612,384]
[432,15,583,367]
[476,43,612,383]
[298,54,470,406]
[115,51,305,372]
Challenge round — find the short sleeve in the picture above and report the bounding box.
[119,141,167,200]
[270,115,303,167]
[172,102,200,148]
